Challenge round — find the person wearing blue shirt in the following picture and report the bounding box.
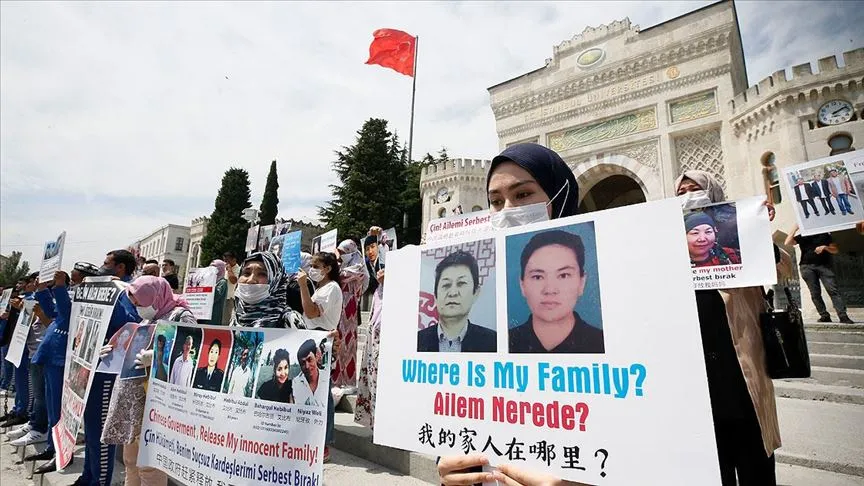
[74,250,141,486]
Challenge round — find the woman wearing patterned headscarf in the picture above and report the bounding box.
[332,239,369,388]
[231,252,304,328]
[101,276,196,486]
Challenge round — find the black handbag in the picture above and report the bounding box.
[760,287,811,379]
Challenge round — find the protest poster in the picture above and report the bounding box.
[782,148,864,236]
[374,198,722,484]
[379,227,398,265]
[282,231,303,274]
[245,226,260,253]
[184,267,218,321]
[96,322,137,374]
[311,228,337,255]
[4,302,35,367]
[138,322,331,486]
[120,324,157,380]
[54,277,125,469]
[0,288,12,313]
[274,221,292,236]
[257,225,277,252]
[683,196,776,290]
[39,231,66,283]
[424,210,492,244]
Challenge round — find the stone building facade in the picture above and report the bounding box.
[418,0,863,314]
[184,216,209,272]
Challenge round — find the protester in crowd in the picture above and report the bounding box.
[141,262,160,277]
[230,251,304,328]
[203,259,228,325]
[170,336,195,387]
[438,143,585,486]
[297,252,343,463]
[256,348,293,403]
[0,282,22,397]
[684,211,742,267]
[161,259,180,291]
[227,345,253,396]
[785,224,854,324]
[0,274,38,429]
[192,339,225,392]
[71,262,100,286]
[102,275,194,486]
[8,296,51,448]
[676,170,781,485]
[134,255,147,278]
[355,236,385,429]
[827,168,855,215]
[332,239,369,388]
[222,252,240,325]
[74,249,141,486]
[286,252,316,315]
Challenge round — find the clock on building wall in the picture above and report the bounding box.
[436,187,451,204]
[818,99,854,126]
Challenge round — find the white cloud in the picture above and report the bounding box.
[2,1,861,269]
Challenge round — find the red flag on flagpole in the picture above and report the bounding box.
[365,28,416,77]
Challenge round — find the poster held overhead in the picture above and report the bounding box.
[0,288,12,313]
[312,229,338,255]
[282,231,303,274]
[39,231,66,283]
[245,226,259,253]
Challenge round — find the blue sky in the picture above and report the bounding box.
[2,1,862,270]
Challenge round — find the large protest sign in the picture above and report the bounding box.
[425,210,492,244]
[0,288,13,314]
[374,198,721,484]
[311,228,337,254]
[782,149,864,236]
[257,225,276,252]
[245,226,260,252]
[53,277,125,469]
[4,302,35,367]
[139,322,331,486]
[39,231,66,283]
[184,267,218,321]
[282,231,303,274]
[683,196,776,289]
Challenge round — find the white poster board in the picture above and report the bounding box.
[425,210,492,244]
[312,229,338,255]
[139,322,331,486]
[374,198,721,485]
[39,231,66,283]
[782,148,864,236]
[683,196,776,289]
[4,303,34,367]
[245,226,259,253]
[184,267,218,321]
[0,288,12,314]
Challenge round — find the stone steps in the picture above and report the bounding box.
[809,365,864,388]
[810,353,864,370]
[775,379,864,405]
[809,341,864,356]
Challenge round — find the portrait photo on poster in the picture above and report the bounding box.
[684,203,742,268]
[505,222,604,354]
[417,238,497,353]
[167,326,202,388]
[192,329,233,392]
[95,323,136,374]
[120,325,156,380]
[786,155,863,235]
[152,325,177,383]
[223,330,264,397]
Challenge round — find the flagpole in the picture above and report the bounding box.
[407,35,418,164]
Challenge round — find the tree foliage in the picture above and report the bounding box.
[0,251,30,288]
[259,160,279,226]
[200,168,253,264]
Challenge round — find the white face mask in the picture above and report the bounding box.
[236,283,270,304]
[490,202,550,230]
[679,190,712,209]
[136,305,157,321]
[308,268,325,282]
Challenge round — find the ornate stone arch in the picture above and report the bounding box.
[569,153,662,203]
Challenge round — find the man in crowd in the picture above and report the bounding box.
[793,177,819,219]
[161,259,180,291]
[828,168,855,216]
[142,260,160,277]
[223,252,240,325]
[227,345,253,396]
[786,225,854,324]
[170,335,196,387]
[810,173,835,216]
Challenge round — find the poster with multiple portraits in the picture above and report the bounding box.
[53,277,125,469]
[4,301,35,368]
[184,267,218,321]
[374,198,722,484]
[39,230,66,283]
[139,322,331,486]
[95,322,156,377]
[425,210,492,244]
[682,196,776,290]
[782,149,864,236]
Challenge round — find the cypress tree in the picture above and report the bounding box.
[200,168,253,263]
[259,160,279,226]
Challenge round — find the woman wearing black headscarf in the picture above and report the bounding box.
[438,144,587,486]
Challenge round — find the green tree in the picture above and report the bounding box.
[319,118,407,240]
[200,168,253,264]
[259,160,279,226]
[400,150,441,245]
[0,251,30,287]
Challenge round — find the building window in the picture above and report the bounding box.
[761,152,782,204]
[175,237,184,252]
[828,134,855,156]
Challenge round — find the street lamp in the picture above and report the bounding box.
[242,208,260,227]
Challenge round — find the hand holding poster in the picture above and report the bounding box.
[39,231,66,283]
[682,196,776,289]
[138,322,331,486]
[782,149,864,236]
[184,267,218,320]
[374,199,721,484]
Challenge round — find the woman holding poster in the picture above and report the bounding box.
[438,143,582,486]
[101,276,196,486]
[675,171,781,486]
[231,252,304,328]
[332,239,369,388]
